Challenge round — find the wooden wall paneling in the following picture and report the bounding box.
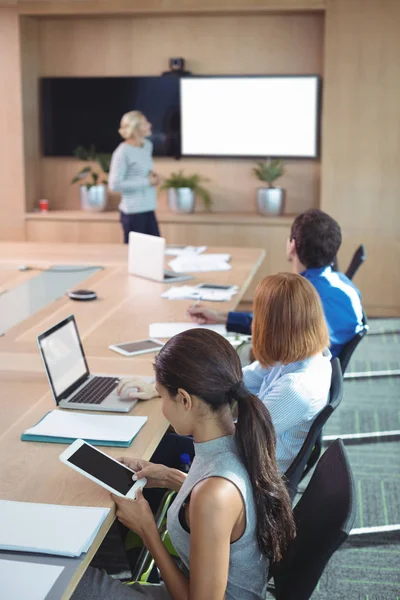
[0,8,25,240]
[38,13,324,214]
[18,0,326,17]
[321,0,400,315]
[20,16,41,213]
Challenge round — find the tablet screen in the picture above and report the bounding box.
[116,340,163,353]
[67,444,133,495]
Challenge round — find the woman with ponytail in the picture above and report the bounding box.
[73,328,295,600]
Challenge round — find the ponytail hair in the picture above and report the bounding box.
[234,383,296,561]
[154,328,295,561]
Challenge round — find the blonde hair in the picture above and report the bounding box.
[118,111,145,140]
[252,273,329,367]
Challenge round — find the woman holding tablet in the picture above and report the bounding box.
[109,111,162,243]
[72,329,295,600]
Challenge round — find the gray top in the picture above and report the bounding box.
[167,435,269,599]
[108,140,157,214]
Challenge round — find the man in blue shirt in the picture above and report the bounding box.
[187,209,364,359]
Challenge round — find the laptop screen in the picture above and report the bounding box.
[39,318,88,397]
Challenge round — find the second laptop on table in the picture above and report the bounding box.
[37,314,152,413]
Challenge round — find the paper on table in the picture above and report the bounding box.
[23,411,148,443]
[161,286,236,302]
[165,245,207,257]
[0,559,64,600]
[168,254,231,273]
[149,322,227,339]
[0,500,110,557]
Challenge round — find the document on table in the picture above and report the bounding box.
[149,322,227,339]
[168,254,232,273]
[0,559,64,600]
[0,500,110,557]
[161,285,237,302]
[22,411,148,445]
[165,245,207,257]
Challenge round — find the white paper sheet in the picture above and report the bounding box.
[0,559,64,600]
[0,501,110,557]
[161,286,236,302]
[168,254,231,273]
[149,322,227,339]
[165,245,207,257]
[23,411,148,443]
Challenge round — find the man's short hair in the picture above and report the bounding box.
[290,209,342,268]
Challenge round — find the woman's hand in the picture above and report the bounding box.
[111,488,157,539]
[186,304,228,325]
[117,378,159,401]
[119,457,170,488]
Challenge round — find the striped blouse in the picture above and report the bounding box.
[243,349,332,473]
[108,140,157,215]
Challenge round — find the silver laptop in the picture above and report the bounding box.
[38,315,137,412]
[128,232,193,283]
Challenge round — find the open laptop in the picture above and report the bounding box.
[38,315,138,412]
[128,232,193,283]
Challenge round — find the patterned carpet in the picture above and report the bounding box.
[308,319,400,599]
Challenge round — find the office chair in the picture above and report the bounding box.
[338,312,369,376]
[345,244,366,281]
[284,358,343,500]
[269,439,357,600]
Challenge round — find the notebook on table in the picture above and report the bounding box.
[21,410,148,447]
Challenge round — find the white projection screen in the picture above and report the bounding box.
[180,76,320,158]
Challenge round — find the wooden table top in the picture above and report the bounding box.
[0,242,265,598]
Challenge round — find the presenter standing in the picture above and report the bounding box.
[109,111,162,243]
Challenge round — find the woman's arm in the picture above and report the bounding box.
[114,478,242,600]
[108,146,150,193]
[144,477,242,600]
[243,360,268,395]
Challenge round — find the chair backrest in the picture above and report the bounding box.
[345,244,366,280]
[338,317,369,375]
[284,358,343,500]
[271,439,357,600]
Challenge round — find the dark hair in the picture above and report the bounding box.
[290,209,342,268]
[154,328,295,561]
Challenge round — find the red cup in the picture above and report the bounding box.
[39,199,49,212]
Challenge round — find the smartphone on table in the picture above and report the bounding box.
[60,439,146,498]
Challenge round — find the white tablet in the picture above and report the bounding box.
[59,439,146,498]
[109,338,164,357]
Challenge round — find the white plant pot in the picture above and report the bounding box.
[80,184,107,212]
[256,187,285,216]
[167,188,195,213]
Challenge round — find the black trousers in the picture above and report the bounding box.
[120,210,160,244]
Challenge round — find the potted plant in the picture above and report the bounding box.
[71,146,111,211]
[252,158,285,216]
[161,170,212,213]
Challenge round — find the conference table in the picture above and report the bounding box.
[0,242,265,599]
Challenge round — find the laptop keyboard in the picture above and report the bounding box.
[69,376,119,405]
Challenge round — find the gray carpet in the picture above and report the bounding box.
[309,318,400,599]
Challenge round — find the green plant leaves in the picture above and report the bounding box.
[71,165,91,184]
[72,145,110,186]
[252,158,284,187]
[161,170,212,209]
